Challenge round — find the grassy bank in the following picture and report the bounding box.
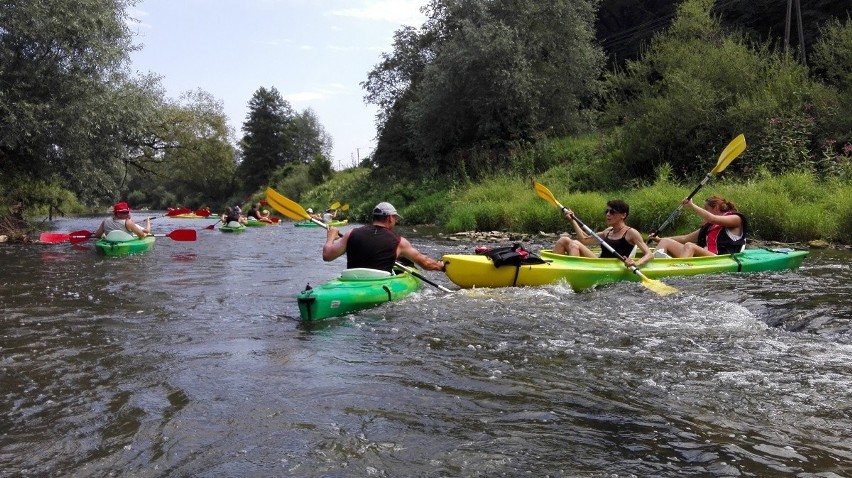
[443,170,852,244]
[294,168,851,246]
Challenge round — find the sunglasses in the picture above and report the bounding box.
[604,208,624,215]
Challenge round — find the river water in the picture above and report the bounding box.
[2,214,851,477]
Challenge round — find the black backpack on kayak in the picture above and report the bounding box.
[477,243,546,268]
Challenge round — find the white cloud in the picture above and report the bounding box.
[285,84,349,103]
[330,0,425,25]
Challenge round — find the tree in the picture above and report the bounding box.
[0,0,165,208]
[292,108,333,164]
[364,0,604,178]
[127,89,238,208]
[599,0,837,180]
[238,87,297,193]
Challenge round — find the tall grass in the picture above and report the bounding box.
[298,165,849,244]
[443,170,848,243]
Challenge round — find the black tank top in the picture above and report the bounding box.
[600,227,634,258]
[346,225,401,272]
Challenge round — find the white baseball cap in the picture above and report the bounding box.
[373,202,401,218]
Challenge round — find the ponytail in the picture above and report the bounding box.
[705,195,737,212]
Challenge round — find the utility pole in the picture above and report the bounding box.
[784,0,807,66]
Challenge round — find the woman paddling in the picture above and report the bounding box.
[648,195,747,257]
[553,199,653,268]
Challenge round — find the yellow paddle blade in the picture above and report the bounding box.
[711,134,746,174]
[340,203,349,211]
[265,187,311,221]
[533,182,565,210]
[329,201,341,210]
[640,276,678,296]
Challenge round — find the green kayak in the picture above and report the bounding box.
[245,218,277,226]
[294,219,348,227]
[219,221,247,232]
[297,268,422,321]
[442,248,809,291]
[95,234,156,256]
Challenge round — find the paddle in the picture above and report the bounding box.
[39,230,93,244]
[648,134,746,241]
[265,187,452,292]
[205,219,222,230]
[340,204,349,212]
[533,182,677,296]
[328,201,341,211]
[69,229,197,244]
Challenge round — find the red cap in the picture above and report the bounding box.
[113,202,130,214]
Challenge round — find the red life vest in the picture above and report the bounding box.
[697,212,747,254]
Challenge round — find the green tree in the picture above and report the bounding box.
[0,0,165,208]
[364,0,604,178]
[239,87,296,194]
[599,0,833,180]
[128,89,238,208]
[292,108,333,165]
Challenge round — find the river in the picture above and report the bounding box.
[1,214,850,477]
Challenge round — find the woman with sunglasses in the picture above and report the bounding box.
[552,199,654,268]
[648,195,747,257]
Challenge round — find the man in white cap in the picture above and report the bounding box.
[323,202,445,273]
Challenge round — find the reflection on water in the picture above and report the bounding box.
[1,216,850,476]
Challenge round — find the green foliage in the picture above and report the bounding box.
[401,191,452,225]
[599,0,841,183]
[269,163,313,205]
[0,0,167,207]
[239,87,297,194]
[443,176,539,232]
[308,155,334,184]
[811,17,852,92]
[835,181,852,243]
[0,177,83,219]
[365,0,604,177]
[127,89,238,209]
[619,168,695,235]
[292,109,333,163]
[784,202,837,243]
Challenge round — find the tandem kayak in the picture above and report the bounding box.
[95,235,156,256]
[294,220,348,227]
[219,221,247,232]
[297,268,422,321]
[441,248,809,291]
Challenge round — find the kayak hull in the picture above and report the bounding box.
[219,223,247,232]
[442,248,809,291]
[245,218,277,226]
[95,236,156,256]
[297,269,421,321]
[294,220,348,227]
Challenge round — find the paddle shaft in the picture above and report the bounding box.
[568,212,648,279]
[647,174,711,240]
[648,134,746,241]
[71,228,195,244]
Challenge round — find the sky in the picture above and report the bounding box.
[127,0,427,170]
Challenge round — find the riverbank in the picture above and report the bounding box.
[432,229,852,252]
